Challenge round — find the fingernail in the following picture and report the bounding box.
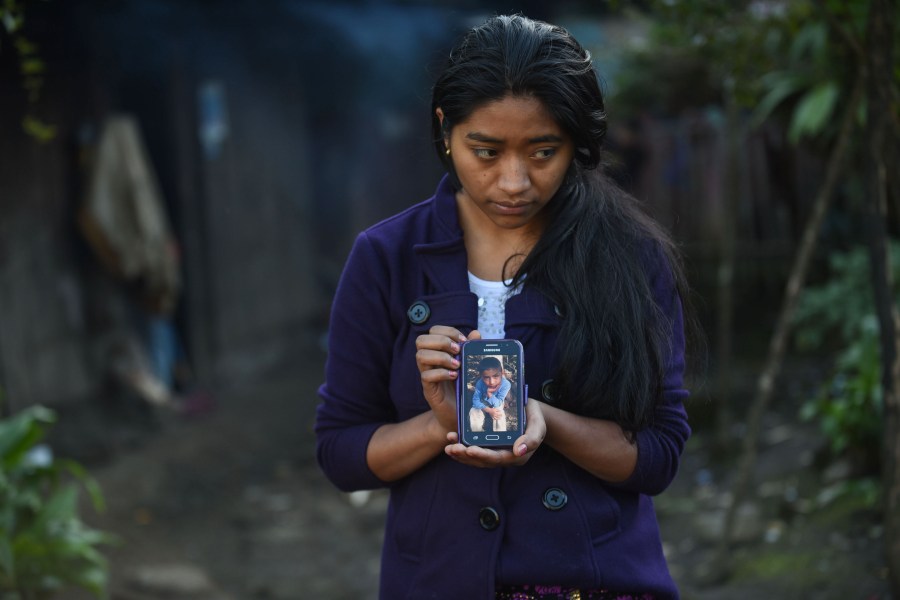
[458,333,467,342]
[517,444,527,456]
[450,342,460,353]
[451,358,460,367]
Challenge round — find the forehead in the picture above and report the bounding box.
[481,368,501,376]
[459,94,565,138]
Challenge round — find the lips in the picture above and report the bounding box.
[492,201,530,215]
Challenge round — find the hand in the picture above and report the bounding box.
[445,399,546,467]
[487,407,504,420]
[415,326,481,435]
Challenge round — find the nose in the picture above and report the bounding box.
[497,156,531,196]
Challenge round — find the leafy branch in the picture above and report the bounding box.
[0,0,55,141]
[0,404,116,598]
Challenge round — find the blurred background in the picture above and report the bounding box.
[1,0,898,598]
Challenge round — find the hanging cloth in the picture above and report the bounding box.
[79,114,181,315]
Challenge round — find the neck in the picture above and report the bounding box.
[456,191,542,281]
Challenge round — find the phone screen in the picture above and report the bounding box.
[458,339,525,447]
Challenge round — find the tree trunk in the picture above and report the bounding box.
[862,0,900,595]
[714,74,864,569]
[714,81,740,450]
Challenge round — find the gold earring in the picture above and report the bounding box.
[445,146,451,156]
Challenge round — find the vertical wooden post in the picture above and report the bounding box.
[714,79,739,450]
[861,0,900,594]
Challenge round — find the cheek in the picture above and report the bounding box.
[454,157,487,187]
[541,168,570,198]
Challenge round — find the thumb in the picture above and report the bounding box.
[467,329,483,341]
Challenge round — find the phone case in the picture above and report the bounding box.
[456,339,526,447]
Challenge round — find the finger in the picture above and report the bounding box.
[446,444,510,466]
[467,329,482,341]
[416,348,460,373]
[420,368,458,385]
[416,334,463,356]
[525,399,546,428]
[427,326,468,343]
[512,434,536,458]
[446,443,483,461]
[514,399,546,456]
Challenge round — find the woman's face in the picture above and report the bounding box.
[439,94,575,232]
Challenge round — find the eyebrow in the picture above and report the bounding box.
[465,132,565,144]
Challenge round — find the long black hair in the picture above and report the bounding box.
[431,14,692,431]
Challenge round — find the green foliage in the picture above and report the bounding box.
[1,0,25,36]
[0,0,55,141]
[614,0,899,144]
[21,115,55,142]
[0,404,115,599]
[747,3,863,143]
[786,80,839,143]
[613,0,810,116]
[815,476,881,511]
[793,243,900,458]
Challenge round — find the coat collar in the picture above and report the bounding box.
[412,175,561,329]
[413,175,469,293]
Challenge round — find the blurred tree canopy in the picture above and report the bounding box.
[614,0,897,145]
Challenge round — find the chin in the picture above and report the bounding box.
[491,216,538,231]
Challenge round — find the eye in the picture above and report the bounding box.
[472,148,498,159]
[533,148,557,159]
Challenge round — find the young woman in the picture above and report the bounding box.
[316,14,691,600]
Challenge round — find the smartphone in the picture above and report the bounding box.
[457,339,525,447]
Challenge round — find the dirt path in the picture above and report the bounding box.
[60,354,890,599]
[65,355,383,600]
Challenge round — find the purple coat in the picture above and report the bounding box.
[316,175,690,599]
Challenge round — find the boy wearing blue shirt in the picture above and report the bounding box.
[469,356,510,432]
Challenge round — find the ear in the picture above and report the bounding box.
[436,107,449,144]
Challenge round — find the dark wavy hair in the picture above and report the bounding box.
[431,14,692,430]
[478,357,502,372]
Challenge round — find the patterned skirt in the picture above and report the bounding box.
[495,585,656,600]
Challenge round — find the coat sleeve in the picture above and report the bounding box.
[610,246,691,496]
[315,231,396,492]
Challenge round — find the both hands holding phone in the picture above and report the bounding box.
[415,325,546,468]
